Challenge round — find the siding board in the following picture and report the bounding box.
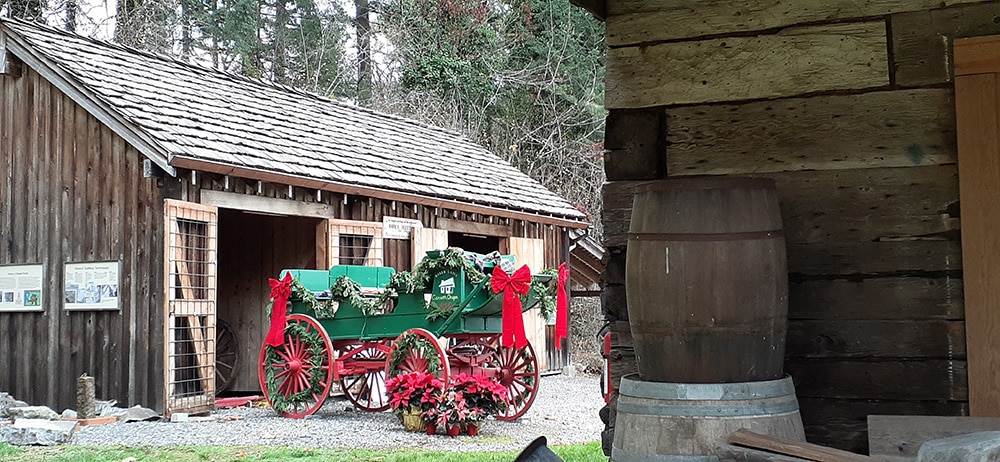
[606,22,889,108]
[892,2,1000,87]
[605,0,991,46]
[666,89,957,175]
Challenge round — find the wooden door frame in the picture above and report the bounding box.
[955,35,1000,416]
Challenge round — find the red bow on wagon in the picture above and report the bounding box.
[491,265,532,349]
[265,272,293,347]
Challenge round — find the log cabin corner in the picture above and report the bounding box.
[573,0,1000,456]
[0,18,593,418]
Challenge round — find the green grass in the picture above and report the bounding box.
[0,441,605,461]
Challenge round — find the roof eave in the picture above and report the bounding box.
[1,22,177,177]
[171,156,591,229]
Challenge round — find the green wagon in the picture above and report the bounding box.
[257,250,552,419]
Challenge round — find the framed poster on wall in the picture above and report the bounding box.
[64,261,120,311]
[0,264,45,312]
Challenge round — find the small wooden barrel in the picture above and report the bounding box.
[611,374,805,462]
[626,177,787,383]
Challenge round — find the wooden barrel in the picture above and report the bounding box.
[611,374,805,462]
[626,177,787,383]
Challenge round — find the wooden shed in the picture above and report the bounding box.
[574,0,1000,454]
[0,18,589,417]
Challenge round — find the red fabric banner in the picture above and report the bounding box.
[265,272,293,347]
[555,262,569,350]
[491,265,532,349]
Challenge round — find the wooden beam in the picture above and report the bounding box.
[606,22,889,108]
[729,428,874,462]
[955,48,1000,416]
[436,216,512,237]
[200,189,336,218]
[173,157,589,229]
[569,0,605,21]
[955,35,1000,77]
[605,0,990,47]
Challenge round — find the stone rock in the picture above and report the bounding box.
[0,419,76,446]
[917,431,1000,462]
[61,409,78,420]
[7,406,59,420]
[120,406,160,423]
[0,394,29,419]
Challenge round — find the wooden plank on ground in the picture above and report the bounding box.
[786,360,967,401]
[788,277,964,321]
[868,415,1000,460]
[729,428,874,462]
[666,89,957,175]
[606,22,888,108]
[955,56,1000,416]
[605,0,990,46]
[892,2,1000,87]
[785,320,965,359]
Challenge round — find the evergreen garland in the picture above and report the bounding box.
[263,322,327,414]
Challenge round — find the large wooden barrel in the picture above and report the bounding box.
[626,177,787,383]
[611,374,805,462]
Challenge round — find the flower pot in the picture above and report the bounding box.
[425,424,437,435]
[402,407,426,432]
[465,422,479,436]
[447,424,461,437]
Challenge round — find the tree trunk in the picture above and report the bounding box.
[355,0,372,105]
[64,0,77,31]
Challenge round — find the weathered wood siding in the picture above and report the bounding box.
[599,0,1000,453]
[0,64,165,412]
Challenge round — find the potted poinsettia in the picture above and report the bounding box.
[385,371,445,432]
[439,373,509,436]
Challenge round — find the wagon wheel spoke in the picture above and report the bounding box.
[339,341,392,412]
[491,341,539,421]
[258,314,335,419]
[215,320,240,393]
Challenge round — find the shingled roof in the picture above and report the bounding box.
[0,18,588,227]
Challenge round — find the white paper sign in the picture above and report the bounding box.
[0,264,44,312]
[382,217,423,240]
[64,261,120,311]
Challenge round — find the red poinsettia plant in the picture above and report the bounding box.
[435,373,509,426]
[385,371,445,422]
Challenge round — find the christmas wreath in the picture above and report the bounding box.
[261,321,327,414]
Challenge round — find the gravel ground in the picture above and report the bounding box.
[70,373,604,452]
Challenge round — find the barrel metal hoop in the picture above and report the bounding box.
[628,230,784,241]
[611,448,720,462]
[615,400,800,417]
[620,375,797,401]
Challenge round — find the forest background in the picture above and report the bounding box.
[1,0,607,235]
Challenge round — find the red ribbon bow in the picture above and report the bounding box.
[265,272,293,347]
[491,265,532,349]
[555,262,569,350]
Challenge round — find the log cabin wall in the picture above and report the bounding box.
[0,62,166,412]
[172,173,567,392]
[599,0,1000,453]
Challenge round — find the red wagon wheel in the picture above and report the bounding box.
[336,340,392,412]
[385,328,451,383]
[258,314,335,418]
[492,341,539,421]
